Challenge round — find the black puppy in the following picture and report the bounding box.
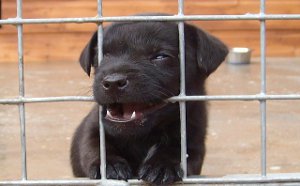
[71,15,228,185]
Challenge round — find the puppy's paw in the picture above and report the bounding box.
[89,164,101,179]
[138,162,183,185]
[88,158,133,181]
[106,159,133,181]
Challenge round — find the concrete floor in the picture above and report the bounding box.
[0,58,300,180]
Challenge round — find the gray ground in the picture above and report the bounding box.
[0,58,300,180]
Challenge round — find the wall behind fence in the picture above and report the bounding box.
[0,0,300,63]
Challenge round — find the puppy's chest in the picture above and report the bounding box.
[117,138,150,155]
[113,137,155,158]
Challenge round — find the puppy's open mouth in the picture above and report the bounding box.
[105,102,167,123]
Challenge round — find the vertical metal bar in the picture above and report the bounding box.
[97,0,106,180]
[16,0,27,180]
[260,0,267,177]
[178,0,187,179]
[178,0,184,15]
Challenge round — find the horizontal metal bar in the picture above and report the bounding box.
[168,94,300,101]
[0,179,128,186]
[1,94,300,105]
[1,14,300,25]
[179,175,300,184]
[1,174,300,185]
[0,96,94,104]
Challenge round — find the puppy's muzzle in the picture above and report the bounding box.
[102,73,129,92]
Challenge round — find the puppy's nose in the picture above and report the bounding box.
[102,74,129,91]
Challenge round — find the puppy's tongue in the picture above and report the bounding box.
[106,103,145,121]
[122,104,143,120]
[106,102,166,122]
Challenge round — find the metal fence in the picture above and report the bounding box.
[1,0,300,185]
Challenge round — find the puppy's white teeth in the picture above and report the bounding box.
[107,110,113,118]
[130,111,136,119]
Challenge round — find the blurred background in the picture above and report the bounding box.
[0,0,300,181]
[1,0,300,63]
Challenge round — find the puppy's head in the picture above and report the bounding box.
[80,19,228,137]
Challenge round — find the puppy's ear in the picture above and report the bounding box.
[79,32,98,76]
[188,25,228,76]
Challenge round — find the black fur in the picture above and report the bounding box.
[71,14,228,185]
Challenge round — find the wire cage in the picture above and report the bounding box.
[1,0,300,185]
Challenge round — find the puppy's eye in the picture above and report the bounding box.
[151,54,170,61]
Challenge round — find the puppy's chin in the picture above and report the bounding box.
[101,102,178,137]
